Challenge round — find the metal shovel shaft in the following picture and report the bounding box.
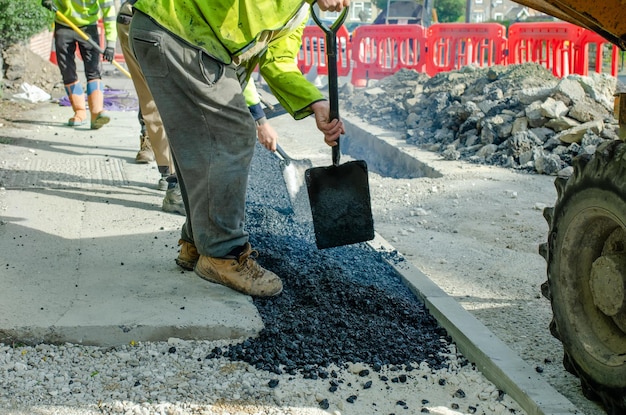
[310,5,348,166]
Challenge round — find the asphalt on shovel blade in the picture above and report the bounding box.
[305,160,375,249]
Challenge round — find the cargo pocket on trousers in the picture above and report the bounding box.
[130,30,169,78]
[199,51,224,86]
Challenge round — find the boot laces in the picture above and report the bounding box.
[236,248,264,279]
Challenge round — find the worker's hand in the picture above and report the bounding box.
[103,47,115,63]
[310,100,344,147]
[41,0,55,11]
[256,118,278,151]
[316,0,350,12]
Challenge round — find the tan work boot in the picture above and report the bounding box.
[194,242,283,297]
[87,79,110,130]
[64,82,87,126]
[176,239,199,271]
[135,133,155,164]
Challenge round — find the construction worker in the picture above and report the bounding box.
[116,1,177,194]
[41,0,116,130]
[116,1,278,218]
[129,0,347,297]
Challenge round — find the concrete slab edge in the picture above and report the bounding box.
[0,324,259,348]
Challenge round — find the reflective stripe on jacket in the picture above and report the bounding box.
[52,0,118,47]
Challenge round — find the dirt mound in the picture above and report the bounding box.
[341,64,619,176]
[0,43,64,127]
[2,43,61,95]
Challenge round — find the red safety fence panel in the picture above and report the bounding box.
[350,24,427,87]
[576,28,619,77]
[298,25,351,77]
[507,22,583,78]
[425,23,507,76]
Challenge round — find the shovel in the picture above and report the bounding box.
[305,5,375,249]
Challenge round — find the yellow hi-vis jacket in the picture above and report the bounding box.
[51,0,117,48]
[133,0,325,120]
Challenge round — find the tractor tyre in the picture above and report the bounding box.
[539,140,626,415]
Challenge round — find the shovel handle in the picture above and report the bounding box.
[52,8,132,79]
[275,144,292,166]
[310,2,348,166]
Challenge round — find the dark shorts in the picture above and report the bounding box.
[54,23,102,84]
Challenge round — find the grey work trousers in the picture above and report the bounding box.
[130,11,256,258]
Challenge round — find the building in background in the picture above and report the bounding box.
[467,0,551,23]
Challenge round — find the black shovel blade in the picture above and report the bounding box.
[305,160,375,249]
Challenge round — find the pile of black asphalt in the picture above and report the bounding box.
[204,144,453,379]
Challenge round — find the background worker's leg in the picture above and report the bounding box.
[118,6,174,179]
[64,81,86,126]
[87,79,110,129]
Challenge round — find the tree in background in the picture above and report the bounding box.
[0,0,54,97]
[0,0,53,50]
[435,0,465,22]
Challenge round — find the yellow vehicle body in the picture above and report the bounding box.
[511,0,626,49]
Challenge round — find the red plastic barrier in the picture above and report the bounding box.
[350,24,427,87]
[49,35,57,64]
[425,23,507,76]
[576,28,618,77]
[507,22,583,78]
[298,24,351,77]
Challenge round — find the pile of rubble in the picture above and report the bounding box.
[340,63,621,175]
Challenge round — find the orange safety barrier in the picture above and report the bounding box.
[49,36,58,64]
[507,22,583,78]
[576,28,619,77]
[298,24,351,77]
[350,24,427,87]
[425,23,507,76]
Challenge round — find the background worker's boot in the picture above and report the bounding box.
[64,82,87,126]
[87,79,110,130]
[135,133,155,164]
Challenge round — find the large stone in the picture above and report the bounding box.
[552,76,586,106]
[540,97,569,119]
[477,143,498,159]
[545,116,580,132]
[568,98,609,123]
[529,127,555,143]
[555,120,604,144]
[507,130,542,157]
[517,86,553,105]
[511,117,528,134]
[526,101,547,128]
[534,150,562,175]
[583,72,617,111]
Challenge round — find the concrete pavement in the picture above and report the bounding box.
[0,95,266,346]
